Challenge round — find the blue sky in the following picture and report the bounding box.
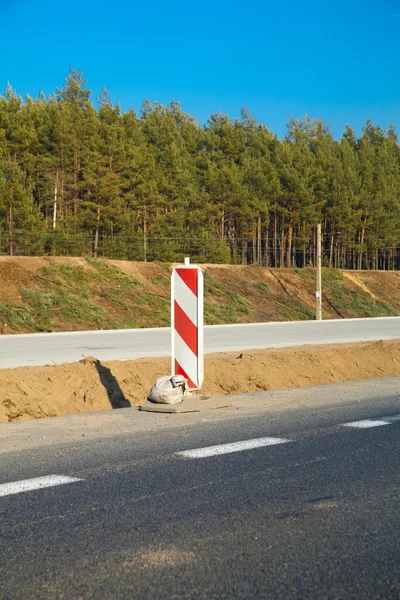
[0,0,399,138]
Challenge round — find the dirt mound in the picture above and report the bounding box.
[0,257,399,334]
[1,340,399,423]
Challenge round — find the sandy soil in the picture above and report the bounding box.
[1,339,400,423]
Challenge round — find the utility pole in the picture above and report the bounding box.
[316,223,322,320]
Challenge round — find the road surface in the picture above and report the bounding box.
[1,316,400,368]
[0,378,399,599]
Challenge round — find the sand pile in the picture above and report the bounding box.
[1,340,399,423]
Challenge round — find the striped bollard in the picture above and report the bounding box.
[171,257,204,390]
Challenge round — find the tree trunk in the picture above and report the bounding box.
[52,176,58,230]
[94,207,101,258]
[280,215,285,268]
[8,152,17,257]
[273,205,278,267]
[241,240,247,265]
[286,223,293,267]
[252,221,256,265]
[329,233,334,267]
[74,142,78,217]
[257,214,261,266]
[8,199,13,257]
[357,227,365,270]
[143,204,147,262]
[265,220,270,267]
[61,171,65,222]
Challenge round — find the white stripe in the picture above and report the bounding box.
[174,330,199,387]
[174,272,198,325]
[385,414,400,423]
[0,475,83,498]
[342,414,400,428]
[342,419,391,429]
[175,437,291,459]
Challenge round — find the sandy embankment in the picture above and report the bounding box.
[1,339,400,423]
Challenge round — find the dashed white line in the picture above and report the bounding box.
[175,437,291,459]
[0,475,83,498]
[342,414,400,429]
[343,419,390,429]
[386,414,400,423]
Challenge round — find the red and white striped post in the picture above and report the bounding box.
[171,257,204,390]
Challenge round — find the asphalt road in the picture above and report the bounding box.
[1,316,400,368]
[1,380,399,599]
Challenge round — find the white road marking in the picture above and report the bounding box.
[0,475,83,498]
[175,437,291,459]
[343,413,400,429]
[385,414,400,423]
[343,419,390,428]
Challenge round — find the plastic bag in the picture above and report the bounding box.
[147,374,192,405]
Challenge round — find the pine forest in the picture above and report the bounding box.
[1,68,399,270]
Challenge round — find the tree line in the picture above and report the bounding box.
[1,68,399,269]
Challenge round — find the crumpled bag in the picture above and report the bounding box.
[147,374,192,405]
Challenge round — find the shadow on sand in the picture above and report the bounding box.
[93,359,131,409]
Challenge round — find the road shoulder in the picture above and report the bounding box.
[1,376,399,455]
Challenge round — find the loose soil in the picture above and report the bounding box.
[1,340,400,423]
[1,257,399,424]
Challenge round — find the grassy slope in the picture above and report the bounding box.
[0,257,399,334]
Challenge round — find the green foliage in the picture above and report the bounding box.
[204,273,251,324]
[322,270,398,317]
[85,258,142,287]
[322,268,343,287]
[20,286,106,328]
[252,272,316,321]
[0,260,171,332]
[364,279,382,291]
[274,295,316,321]
[0,301,51,332]
[251,282,271,293]
[277,302,316,321]
[1,257,398,332]
[204,300,251,325]
[292,267,315,280]
[0,69,399,269]
[151,276,169,287]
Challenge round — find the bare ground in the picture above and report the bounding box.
[0,257,399,334]
[1,339,400,423]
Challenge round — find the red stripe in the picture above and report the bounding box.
[174,359,196,389]
[174,301,198,356]
[176,268,198,296]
